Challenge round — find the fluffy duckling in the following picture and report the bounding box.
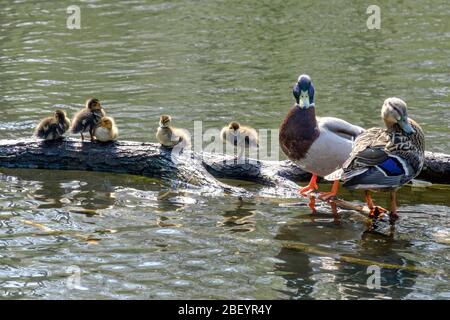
[34,109,71,140]
[94,116,118,142]
[156,115,191,148]
[325,97,425,220]
[70,98,106,141]
[220,121,259,151]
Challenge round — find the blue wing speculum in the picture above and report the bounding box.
[342,155,412,190]
[377,157,405,176]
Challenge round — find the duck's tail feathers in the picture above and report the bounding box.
[324,168,344,181]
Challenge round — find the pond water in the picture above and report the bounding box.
[0,0,449,299]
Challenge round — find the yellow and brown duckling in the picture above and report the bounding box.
[70,98,106,141]
[156,115,191,148]
[34,109,71,140]
[220,121,259,149]
[94,116,118,142]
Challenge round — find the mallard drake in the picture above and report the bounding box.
[34,109,71,140]
[220,121,259,157]
[279,74,365,209]
[156,115,191,148]
[325,97,425,220]
[94,116,118,142]
[70,98,106,141]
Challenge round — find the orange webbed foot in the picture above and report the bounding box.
[299,184,318,196]
[298,175,318,196]
[368,206,388,219]
[319,191,337,201]
[318,180,339,201]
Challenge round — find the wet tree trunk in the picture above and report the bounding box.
[0,139,251,196]
[417,151,450,184]
[0,139,449,198]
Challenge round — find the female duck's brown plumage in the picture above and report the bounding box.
[34,109,71,140]
[325,97,425,221]
[70,98,106,141]
[279,75,364,211]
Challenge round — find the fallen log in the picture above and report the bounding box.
[417,151,450,184]
[0,138,250,196]
[201,150,450,185]
[0,139,449,199]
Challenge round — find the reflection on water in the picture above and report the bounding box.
[275,228,420,299]
[0,169,449,299]
[0,0,449,299]
[218,198,257,233]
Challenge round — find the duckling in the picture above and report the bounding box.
[220,122,259,149]
[70,98,106,141]
[34,109,71,140]
[279,74,365,210]
[94,116,118,142]
[156,115,191,148]
[325,97,425,220]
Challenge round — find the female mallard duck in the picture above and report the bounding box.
[94,116,118,142]
[220,121,259,157]
[325,97,425,220]
[34,109,71,140]
[279,74,365,207]
[156,115,191,148]
[70,98,106,141]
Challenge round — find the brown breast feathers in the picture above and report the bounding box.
[279,105,319,161]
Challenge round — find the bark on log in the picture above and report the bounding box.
[0,139,250,196]
[201,151,450,185]
[0,139,449,200]
[417,151,450,184]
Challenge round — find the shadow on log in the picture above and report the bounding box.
[1,139,449,199]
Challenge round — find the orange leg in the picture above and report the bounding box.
[299,174,318,195]
[330,201,338,216]
[319,180,339,201]
[330,202,340,224]
[308,195,317,214]
[365,190,374,209]
[365,190,387,218]
[390,191,399,222]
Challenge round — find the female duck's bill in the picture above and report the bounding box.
[293,74,315,109]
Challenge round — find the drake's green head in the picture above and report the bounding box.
[293,74,315,109]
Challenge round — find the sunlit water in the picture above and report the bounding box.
[0,0,449,299]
